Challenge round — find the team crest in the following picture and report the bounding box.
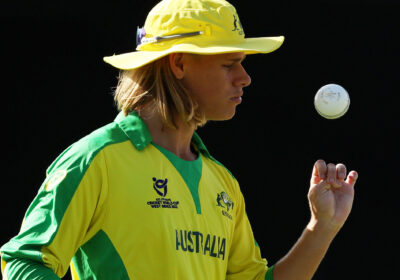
[216,192,234,220]
[232,14,244,35]
[216,191,234,213]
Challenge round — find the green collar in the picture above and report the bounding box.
[114,111,211,158]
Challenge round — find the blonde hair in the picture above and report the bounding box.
[114,55,206,129]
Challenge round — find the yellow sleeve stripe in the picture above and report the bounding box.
[1,257,8,280]
[70,261,80,280]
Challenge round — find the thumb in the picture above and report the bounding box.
[345,170,359,187]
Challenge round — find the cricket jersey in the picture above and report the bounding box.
[1,111,274,280]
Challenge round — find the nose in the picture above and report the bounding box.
[234,64,251,88]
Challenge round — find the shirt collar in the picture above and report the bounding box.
[114,111,211,158]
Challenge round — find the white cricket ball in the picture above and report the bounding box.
[314,84,350,119]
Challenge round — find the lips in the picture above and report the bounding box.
[230,92,243,104]
[230,97,242,104]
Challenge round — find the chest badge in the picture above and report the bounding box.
[147,177,179,209]
[153,177,168,197]
[216,192,234,220]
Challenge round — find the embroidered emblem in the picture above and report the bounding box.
[216,192,234,220]
[232,15,244,35]
[153,177,168,197]
[147,177,179,209]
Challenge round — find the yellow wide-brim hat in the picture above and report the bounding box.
[104,0,285,70]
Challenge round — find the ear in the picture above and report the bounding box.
[168,53,185,79]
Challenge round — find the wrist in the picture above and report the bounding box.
[306,217,341,240]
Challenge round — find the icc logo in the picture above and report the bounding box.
[153,177,168,197]
[147,177,179,209]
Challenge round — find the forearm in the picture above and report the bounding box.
[272,222,338,280]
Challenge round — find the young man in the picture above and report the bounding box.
[1,0,358,279]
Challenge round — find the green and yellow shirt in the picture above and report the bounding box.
[1,112,274,280]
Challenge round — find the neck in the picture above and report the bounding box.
[139,109,197,161]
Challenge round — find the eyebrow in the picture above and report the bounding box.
[226,55,246,63]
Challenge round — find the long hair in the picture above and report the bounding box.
[113,55,206,129]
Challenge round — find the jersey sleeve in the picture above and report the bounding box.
[226,180,274,280]
[1,257,60,280]
[0,142,109,279]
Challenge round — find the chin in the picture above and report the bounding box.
[208,111,237,121]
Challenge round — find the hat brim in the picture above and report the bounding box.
[103,36,284,70]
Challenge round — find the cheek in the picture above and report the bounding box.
[184,73,218,100]
[199,72,228,93]
[181,64,230,107]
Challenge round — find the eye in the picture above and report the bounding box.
[222,63,235,69]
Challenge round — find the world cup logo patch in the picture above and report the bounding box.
[147,177,179,209]
[153,177,168,197]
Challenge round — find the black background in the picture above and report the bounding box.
[1,0,399,279]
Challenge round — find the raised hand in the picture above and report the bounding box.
[307,159,358,232]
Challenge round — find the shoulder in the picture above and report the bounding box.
[46,121,129,175]
[202,154,242,197]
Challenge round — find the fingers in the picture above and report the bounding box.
[332,163,346,188]
[326,163,337,184]
[312,160,358,188]
[311,159,327,184]
[336,163,347,181]
[324,162,341,188]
